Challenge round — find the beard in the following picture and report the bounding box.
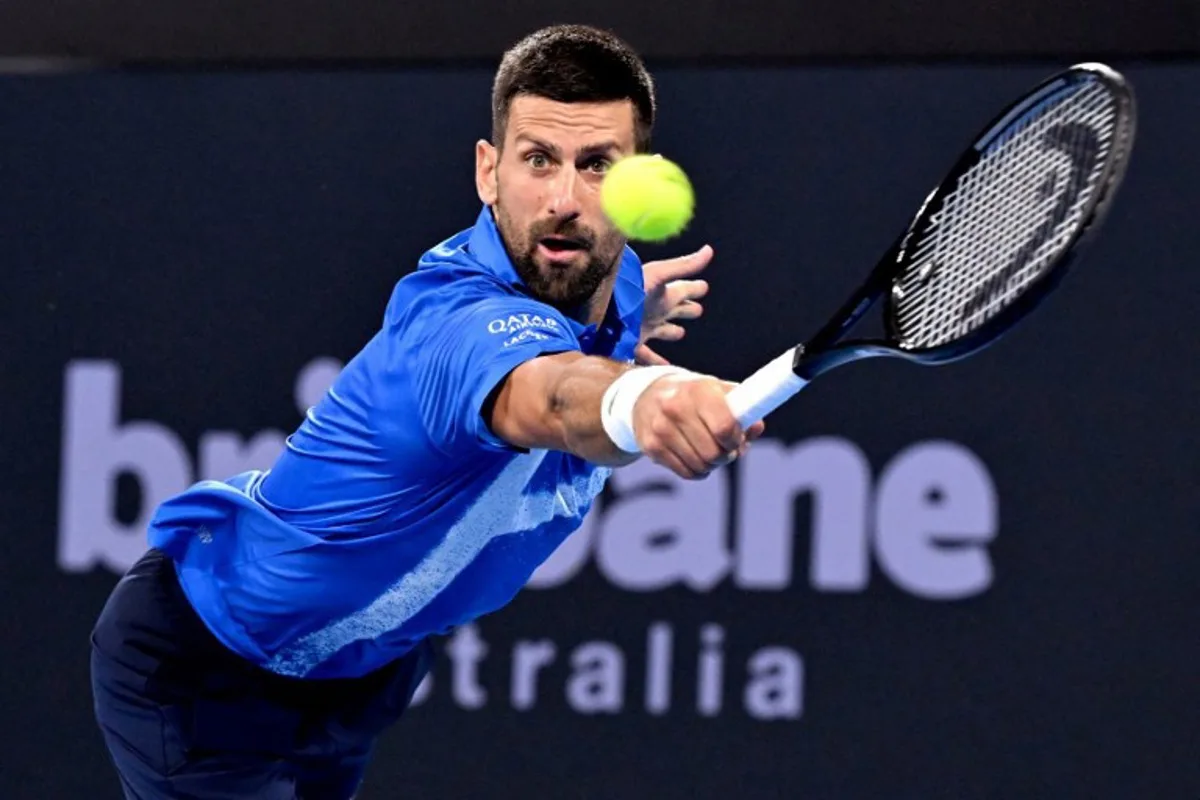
[493,202,624,313]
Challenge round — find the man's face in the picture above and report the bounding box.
[476,95,636,311]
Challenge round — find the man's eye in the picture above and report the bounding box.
[585,158,611,174]
[526,153,549,169]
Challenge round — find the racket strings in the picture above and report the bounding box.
[893,80,1119,350]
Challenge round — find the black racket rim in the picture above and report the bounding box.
[879,62,1137,365]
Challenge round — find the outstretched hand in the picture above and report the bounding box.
[632,373,766,480]
[635,245,713,366]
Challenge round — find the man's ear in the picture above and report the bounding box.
[476,139,498,205]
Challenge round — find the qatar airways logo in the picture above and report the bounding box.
[487,314,559,335]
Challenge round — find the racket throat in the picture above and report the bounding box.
[794,341,911,380]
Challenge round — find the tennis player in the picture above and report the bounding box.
[89,23,763,799]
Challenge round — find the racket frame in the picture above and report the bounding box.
[726,62,1137,427]
[875,62,1137,367]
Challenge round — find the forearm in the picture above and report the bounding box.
[490,351,639,463]
[547,356,640,466]
[550,356,703,464]
[491,351,697,465]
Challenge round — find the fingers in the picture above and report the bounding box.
[644,245,714,285]
[652,446,708,481]
[665,280,709,306]
[678,300,705,320]
[633,373,767,481]
[634,344,670,366]
[649,381,724,476]
[637,379,753,480]
[648,323,686,342]
[714,381,766,440]
[662,296,705,321]
[707,431,758,468]
[712,447,742,467]
[692,380,746,454]
[702,418,765,464]
[641,421,713,480]
[633,379,712,478]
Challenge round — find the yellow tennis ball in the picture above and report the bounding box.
[601,154,694,242]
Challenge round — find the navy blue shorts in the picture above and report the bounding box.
[90,548,433,800]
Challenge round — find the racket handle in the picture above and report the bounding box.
[725,349,809,429]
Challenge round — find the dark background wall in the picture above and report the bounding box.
[2,62,1197,799]
[2,0,1200,60]
[2,3,1199,797]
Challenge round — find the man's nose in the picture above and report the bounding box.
[547,166,583,219]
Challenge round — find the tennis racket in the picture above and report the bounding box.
[725,62,1137,428]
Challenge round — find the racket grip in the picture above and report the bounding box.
[725,349,809,429]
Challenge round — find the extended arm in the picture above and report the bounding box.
[488,351,638,465]
[488,352,765,477]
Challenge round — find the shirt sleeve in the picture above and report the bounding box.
[407,295,581,452]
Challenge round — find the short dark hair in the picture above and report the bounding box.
[491,24,656,152]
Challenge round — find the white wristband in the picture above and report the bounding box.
[601,365,697,454]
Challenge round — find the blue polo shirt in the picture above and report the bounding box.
[147,206,645,679]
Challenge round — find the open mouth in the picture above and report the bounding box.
[539,236,588,254]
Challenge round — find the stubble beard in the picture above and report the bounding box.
[493,201,623,314]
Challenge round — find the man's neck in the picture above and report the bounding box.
[571,270,619,327]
